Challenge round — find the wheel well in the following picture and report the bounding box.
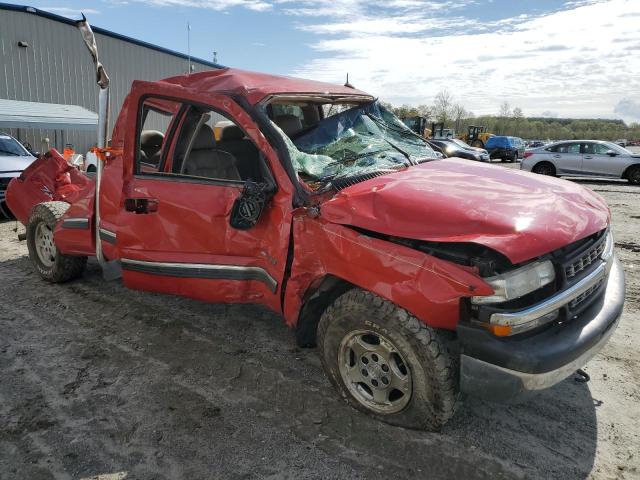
[533,160,555,172]
[621,163,640,179]
[295,275,355,348]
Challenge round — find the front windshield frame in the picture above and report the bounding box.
[264,98,439,188]
[0,134,30,157]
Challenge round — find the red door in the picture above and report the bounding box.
[115,82,294,313]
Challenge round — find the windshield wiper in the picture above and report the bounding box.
[315,149,394,182]
[383,139,414,164]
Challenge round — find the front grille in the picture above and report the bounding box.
[569,278,605,309]
[565,239,606,279]
[0,177,10,202]
[556,229,608,317]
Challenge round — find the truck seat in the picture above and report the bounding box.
[183,125,241,181]
[140,130,164,166]
[274,114,303,138]
[216,125,261,180]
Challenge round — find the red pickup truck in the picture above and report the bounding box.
[6,20,625,431]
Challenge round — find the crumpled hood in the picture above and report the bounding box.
[321,159,610,264]
[0,155,34,175]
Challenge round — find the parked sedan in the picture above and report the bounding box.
[430,139,490,162]
[521,140,640,184]
[0,133,35,217]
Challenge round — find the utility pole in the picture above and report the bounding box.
[187,22,191,74]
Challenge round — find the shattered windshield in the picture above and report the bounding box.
[270,101,438,186]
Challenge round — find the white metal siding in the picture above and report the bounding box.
[0,8,215,152]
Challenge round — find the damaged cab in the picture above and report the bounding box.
[7,66,625,430]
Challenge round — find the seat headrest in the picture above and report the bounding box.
[192,124,216,150]
[274,114,303,137]
[220,125,245,142]
[140,130,164,148]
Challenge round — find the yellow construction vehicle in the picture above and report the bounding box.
[460,125,493,148]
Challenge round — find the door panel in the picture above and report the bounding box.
[581,143,627,177]
[118,177,288,310]
[550,142,582,174]
[115,85,293,313]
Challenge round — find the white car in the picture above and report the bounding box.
[521,140,640,185]
[0,133,35,217]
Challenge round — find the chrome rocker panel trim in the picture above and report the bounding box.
[120,258,278,293]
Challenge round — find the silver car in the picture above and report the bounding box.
[521,140,640,185]
[0,133,35,217]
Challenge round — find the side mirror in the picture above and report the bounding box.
[606,150,618,157]
[230,181,274,230]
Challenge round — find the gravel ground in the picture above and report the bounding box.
[0,161,639,480]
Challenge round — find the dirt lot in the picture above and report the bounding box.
[1,163,639,480]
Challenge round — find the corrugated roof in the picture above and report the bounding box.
[0,99,98,130]
[0,3,224,69]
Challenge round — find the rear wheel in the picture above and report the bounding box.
[532,161,556,176]
[27,202,87,282]
[317,289,458,430]
[627,166,640,185]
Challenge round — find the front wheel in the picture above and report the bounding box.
[27,202,87,282]
[532,161,556,176]
[627,166,640,185]
[317,289,459,430]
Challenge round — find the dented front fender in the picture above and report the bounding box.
[284,216,493,331]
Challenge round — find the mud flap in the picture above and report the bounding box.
[101,260,122,281]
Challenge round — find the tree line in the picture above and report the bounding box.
[382,89,640,142]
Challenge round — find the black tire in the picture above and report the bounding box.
[471,139,484,148]
[626,165,640,185]
[317,289,458,431]
[532,161,556,176]
[27,202,87,282]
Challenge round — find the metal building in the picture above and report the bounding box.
[0,3,221,153]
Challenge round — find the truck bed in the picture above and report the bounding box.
[6,149,94,226]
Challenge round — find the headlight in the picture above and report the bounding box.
[472,260,556,305]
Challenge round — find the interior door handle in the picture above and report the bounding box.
[125,198,158,214]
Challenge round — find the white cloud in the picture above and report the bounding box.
[614,98,640,122]
[134,0,273,12]
[286,0,640,120]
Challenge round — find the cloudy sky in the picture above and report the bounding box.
[36,0,640,123]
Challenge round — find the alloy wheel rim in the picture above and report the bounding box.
[35,222,56,267]
[338,329,412,414]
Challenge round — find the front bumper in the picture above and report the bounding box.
[458,256,625,402]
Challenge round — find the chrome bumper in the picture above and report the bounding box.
[459,256,625,402]
[490,255,612,326]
